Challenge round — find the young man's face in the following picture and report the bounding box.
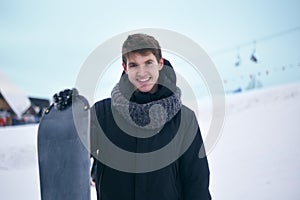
[123,51,163,93]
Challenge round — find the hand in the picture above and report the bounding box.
[53,88,79,110]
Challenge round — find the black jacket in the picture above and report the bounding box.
[90,60,211,200]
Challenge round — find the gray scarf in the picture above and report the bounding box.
[111,84,182,130]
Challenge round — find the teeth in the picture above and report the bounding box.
[137,77,150,82]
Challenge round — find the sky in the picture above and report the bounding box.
[1,0,300,100]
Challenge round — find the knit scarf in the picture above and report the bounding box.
[111,83,182,130]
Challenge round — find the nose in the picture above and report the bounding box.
[137,65,147,76]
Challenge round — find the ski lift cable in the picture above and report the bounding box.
[210,26,300,56]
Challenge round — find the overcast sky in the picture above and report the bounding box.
[1,0,300,100]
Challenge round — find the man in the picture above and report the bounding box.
[90,33,211,200]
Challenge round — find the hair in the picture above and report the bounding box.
[122,33,162,65]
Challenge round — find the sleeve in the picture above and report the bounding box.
[179,114,211,200]
[90,103,100,158]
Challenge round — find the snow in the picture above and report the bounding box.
[0,71,31,118]
[0,82,300,199]
[0,125,97,200]
[208,83,300,199]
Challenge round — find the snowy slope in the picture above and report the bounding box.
[208,83,300,199]
[0,82,300,200]
[0,125,40,200]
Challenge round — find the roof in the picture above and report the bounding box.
[0,71,31,118]
[29,97,50,108]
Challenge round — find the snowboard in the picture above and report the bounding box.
[37,89,91,200]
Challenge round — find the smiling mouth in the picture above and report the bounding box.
[136,77,151,83]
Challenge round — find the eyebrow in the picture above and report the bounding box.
[128,59,154,66]
[128,58,154,65]
[145,59,154,63]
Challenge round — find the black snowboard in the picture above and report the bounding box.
[38,90,90,200]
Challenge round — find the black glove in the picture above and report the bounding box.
[53,88,79,110]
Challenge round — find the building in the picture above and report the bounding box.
[0,71,49,125]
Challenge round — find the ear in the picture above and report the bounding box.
[158,58,164,70]
[122,63,128,74]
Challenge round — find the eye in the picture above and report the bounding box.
[129,63,137,68]
[145,60,153,65]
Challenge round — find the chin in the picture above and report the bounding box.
[137,88,151,93]
[136,85,155,93]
